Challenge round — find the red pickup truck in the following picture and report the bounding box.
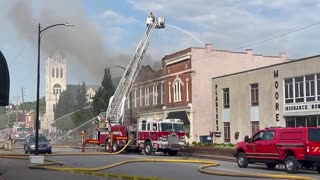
[233,127,320,174]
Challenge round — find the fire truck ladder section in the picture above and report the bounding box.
[105,18,162,125]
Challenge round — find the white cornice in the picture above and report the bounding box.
[165,53,191,65]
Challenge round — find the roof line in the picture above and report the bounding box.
[211,54,320,80]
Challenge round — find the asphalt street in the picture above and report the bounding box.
[0,143,319,180]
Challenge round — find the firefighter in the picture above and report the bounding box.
[147,12,155,27]
[149,12,155,22]
[6,135,13,151]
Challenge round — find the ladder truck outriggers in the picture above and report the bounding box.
[82,13,186,156]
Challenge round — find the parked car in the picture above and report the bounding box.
[13,132,29,143]
[233,127,320,174]
[24,133,52,154]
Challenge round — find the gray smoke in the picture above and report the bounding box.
[6,0,157,80]
[7,0,160,80]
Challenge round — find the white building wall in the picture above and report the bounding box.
[212,55,320,144]
[191,46,286,142]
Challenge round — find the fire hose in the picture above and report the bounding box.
[0,140,316,180]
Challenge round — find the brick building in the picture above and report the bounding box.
[126,44,286,143]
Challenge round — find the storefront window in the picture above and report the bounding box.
[307,116,317,127]
[296,117,306,127]
[286,117,295,127]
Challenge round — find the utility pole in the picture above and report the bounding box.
[21,88,26,114]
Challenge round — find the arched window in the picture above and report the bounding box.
[53,84,62,95]
[56,68,59,78]
[52,67,55,78]
[60,68,63,78]
[173,80,182,102]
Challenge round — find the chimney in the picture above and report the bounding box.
[205,44,213,50]
[246,49,253,56]
[279,52,286,61]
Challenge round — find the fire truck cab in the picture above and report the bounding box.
[134,118,185,156]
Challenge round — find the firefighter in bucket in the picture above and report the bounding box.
[146,12,155,27]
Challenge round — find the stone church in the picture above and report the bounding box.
[42,51,99,135]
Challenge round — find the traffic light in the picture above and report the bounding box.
[0,50,10,106]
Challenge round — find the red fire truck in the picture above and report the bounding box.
[88,116,185,155]
[82,13,186,155]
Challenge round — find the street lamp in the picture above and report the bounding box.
[35,23,74,156]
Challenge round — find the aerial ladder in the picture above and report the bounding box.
[81,14,166,152]
[99,14,165,130]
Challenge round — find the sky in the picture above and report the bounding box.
[1,0,320,103]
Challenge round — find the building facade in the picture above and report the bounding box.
[44,51,67,134]
[44,51,99,134]
[125,65,165,124]
[162,44,286,143]
[211,55,320,144]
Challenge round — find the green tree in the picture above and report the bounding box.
[71,82,94,127]
[54,90,77,131]
[21,96,46,115]
[92,67,115,116]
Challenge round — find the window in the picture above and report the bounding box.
[186,80,189,102]
[153,85,158,105]
[173,80,182,102]
[152,124,157,131]
[262,130,274,140]
[223,88,229,108]
[317,74,320,100]
[251,121,260,136]
[141,120,146,131]
[60,68,63,78]
[285,79,294,103]
[168,83,171,103]
[252,131,264,142]
[53,104,56,112]
[56,68,59,79]
[140,88,143,106]
[223,122,230,142]
[294,77,304,102]
[145,87,150,106]
[52,67,55,78]
[53,84,62,95]
[305,75,315,102]
[161,83,164,104]
[250,83,259,106]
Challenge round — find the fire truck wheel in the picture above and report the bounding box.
[144,141,152,155]
[237,152,248,168]
[168,150,178,156]
[284,156,298,174]
[112,141,119,152]
[104,139,110,151]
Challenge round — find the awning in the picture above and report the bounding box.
[0,50,9,106]
[166,111,190,125]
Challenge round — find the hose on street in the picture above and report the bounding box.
[0,140,316,180]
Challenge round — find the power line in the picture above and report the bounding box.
[9,28,37,69]
[184,21,320,62]
[232,22,320,51]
